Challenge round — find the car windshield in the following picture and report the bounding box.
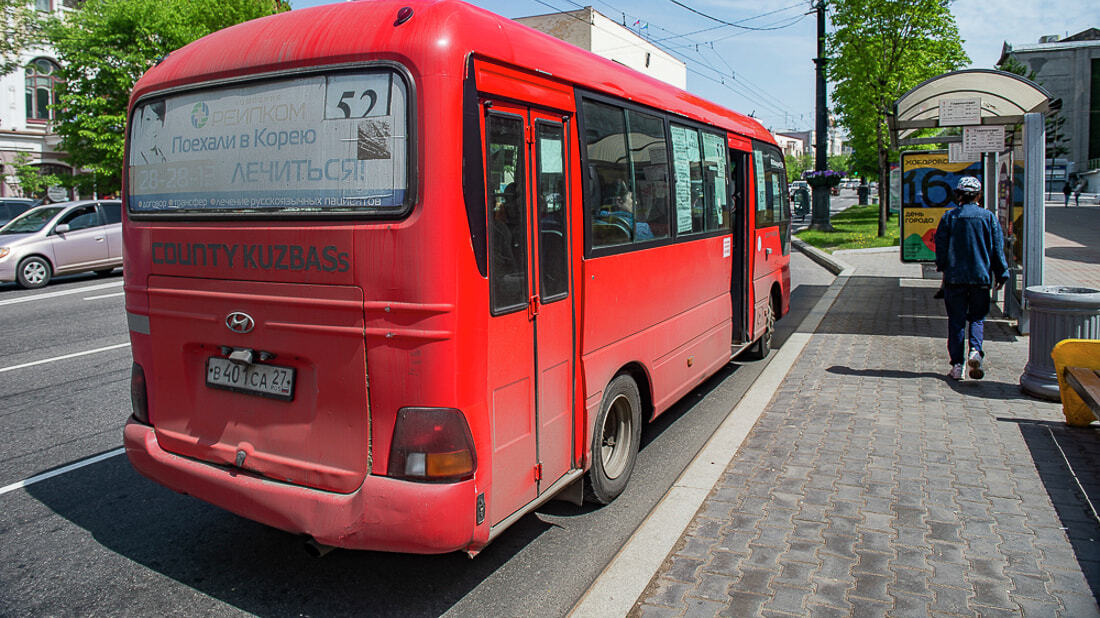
[0,206,63,234]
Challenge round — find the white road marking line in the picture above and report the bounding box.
[0,448,125,496]
[0,342,131,374]
[0,281,124,307]
[83,292,125,301]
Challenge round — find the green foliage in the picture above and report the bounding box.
[0,0,44,75]
[828,153,853,175]
[45,0,286,194]
[826,0,968,235]
[795,204,900,252]
[10,152,59,198]
[785,152,813,182]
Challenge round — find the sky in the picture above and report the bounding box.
[291,0,1093,132]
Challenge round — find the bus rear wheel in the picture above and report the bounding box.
[744,301,774,360]
[585,374,642,504]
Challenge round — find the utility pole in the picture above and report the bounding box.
[811,0,832,230]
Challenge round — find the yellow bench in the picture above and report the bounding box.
[1051,339,1100,426]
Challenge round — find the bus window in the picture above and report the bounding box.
[536,121,568,301]
[702,132,730,232]
[127,70,411,217]
[487,113,529,313]
[752,142,791,254]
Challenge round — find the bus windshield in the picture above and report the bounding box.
[127,69,410,217]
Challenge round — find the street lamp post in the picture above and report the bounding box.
[810,0,832,230]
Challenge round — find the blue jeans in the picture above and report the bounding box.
[944,285,989,365]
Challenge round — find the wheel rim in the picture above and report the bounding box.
[600,393,634,479]
[22,261,46,285]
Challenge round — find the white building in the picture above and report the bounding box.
[773,133,805,158]
[515,7,687,90]
[1,0,79,200]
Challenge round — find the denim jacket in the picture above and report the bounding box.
[934,203,1009,286]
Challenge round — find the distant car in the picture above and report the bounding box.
[0,200,123,289]
[0,198,40,226]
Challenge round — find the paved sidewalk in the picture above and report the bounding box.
[632,207,1100,616]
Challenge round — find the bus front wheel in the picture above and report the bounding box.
[585,374,642,504]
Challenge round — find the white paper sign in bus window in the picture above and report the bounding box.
[670,125,699,234]
[128,71,408,214]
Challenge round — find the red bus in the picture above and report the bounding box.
[122,0,791,556]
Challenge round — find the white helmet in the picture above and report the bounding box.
[956,176,982,194]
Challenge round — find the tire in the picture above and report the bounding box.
[585,374,642,504]
[16,256,51,289]
[743,300,774,360]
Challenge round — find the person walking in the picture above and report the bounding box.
[1062,180,1072,206]
[934,176,1009,381]
[1074,180,1083,207]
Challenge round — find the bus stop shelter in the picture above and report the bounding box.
[887,69,1055,333]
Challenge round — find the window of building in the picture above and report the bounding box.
[25,58,62,122]
[35,0,51,11]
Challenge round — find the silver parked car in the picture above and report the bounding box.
[0,200,123,289]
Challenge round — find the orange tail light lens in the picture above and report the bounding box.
[388,407,476,482]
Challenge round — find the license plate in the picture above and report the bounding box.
[206,357,295,401]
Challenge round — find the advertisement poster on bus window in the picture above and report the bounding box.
[899,150,982,262]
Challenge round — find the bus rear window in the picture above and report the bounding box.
[127,70,410,216]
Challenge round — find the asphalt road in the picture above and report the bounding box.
[0,253,833,617]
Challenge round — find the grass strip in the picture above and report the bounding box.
[795,204,900,253]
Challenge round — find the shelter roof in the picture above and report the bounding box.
[890,69,1055,141]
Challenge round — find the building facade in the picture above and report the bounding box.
[0,0,78,200]
[515,7,687,90]
[999,28,1100,191]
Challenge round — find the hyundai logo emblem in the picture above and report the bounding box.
[225,312,255,334]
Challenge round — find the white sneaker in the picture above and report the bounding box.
[949,364,963,381]
[968,350,984,379]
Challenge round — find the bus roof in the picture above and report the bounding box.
[131,0,775,145]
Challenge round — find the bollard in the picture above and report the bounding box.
[1019,285,1100,400]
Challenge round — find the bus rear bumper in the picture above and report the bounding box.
[124,419,478,554]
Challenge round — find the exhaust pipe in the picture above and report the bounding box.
[304,537,336,558]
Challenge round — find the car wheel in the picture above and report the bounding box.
[584,374,642,504]
[16,256,52,289]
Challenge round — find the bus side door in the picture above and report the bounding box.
[483,102,575,526]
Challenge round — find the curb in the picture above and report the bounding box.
[570,249,855,617]
[792,237,853,277]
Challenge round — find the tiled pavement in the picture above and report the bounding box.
[632,206,1100,616]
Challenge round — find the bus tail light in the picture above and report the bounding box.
[131,362,149,424]
[388,408,476,482]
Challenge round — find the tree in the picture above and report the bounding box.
[10,152,60,198]
[0,0,44,75]
[44,0,287,194]
[827,0,968,236]
[785,152,813,182]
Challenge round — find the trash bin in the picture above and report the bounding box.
[1019,285,1100,400]
[857,185,868,205]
